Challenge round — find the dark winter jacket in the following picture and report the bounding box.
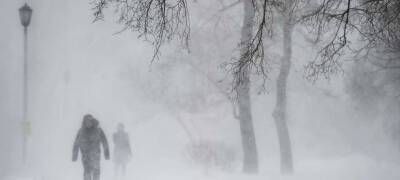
[72,119,110,162]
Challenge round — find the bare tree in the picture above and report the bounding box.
[239,0,312,174]
[220,0,296,173]
[234,0,259,173]
[267,0,312,174]
[272,0,295,174]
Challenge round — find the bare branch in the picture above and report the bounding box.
[91,0,190,62]
[301,0,400,80]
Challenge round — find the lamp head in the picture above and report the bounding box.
[19,3,33,27]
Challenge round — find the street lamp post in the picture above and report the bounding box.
[19,3,32,163]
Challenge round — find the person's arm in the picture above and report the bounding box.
[100,128,110,160]
[72,129,81,162]
[126,133,132,156]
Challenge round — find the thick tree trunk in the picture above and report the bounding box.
[273,14,294,174]
[237,0,258,173]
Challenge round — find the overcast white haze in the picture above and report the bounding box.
[1,0,400,180]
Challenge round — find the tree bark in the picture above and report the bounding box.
[236,0,259,173]
[273,13,294,174]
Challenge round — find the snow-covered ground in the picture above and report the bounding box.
[3,155,400,180]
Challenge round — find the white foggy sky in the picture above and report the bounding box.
[0,0,156,123]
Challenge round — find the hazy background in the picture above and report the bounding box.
[1,0,399,180]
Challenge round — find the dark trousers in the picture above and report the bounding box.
[82,156,100,180]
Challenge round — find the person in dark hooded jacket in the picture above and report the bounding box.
[73,114,110,180]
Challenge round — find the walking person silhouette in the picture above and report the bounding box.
[113,123,132,180]
[72,114,110,180]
